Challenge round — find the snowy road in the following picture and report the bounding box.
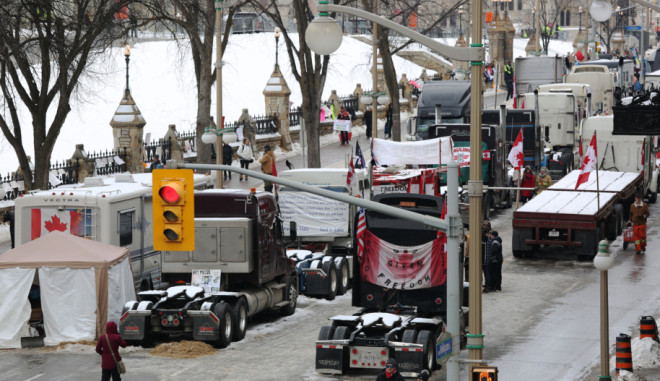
[2,196,660,380]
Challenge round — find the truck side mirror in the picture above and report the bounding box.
[289,221,297,241]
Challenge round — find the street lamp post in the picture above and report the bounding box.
[124,45,131,91]
[458,5,464,35]
[275,27,281,67]
[215,0,224,189]
[593,240,614,380]
[305,2,484,378]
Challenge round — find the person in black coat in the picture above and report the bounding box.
[3,210,14,249]
[385,103,393,139]
[376,358,405,381]
[364,106,373,139]
[488,231,503,291]
[222,142,233,180]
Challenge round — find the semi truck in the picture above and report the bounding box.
[315,193,467,377]
[407,80,472,140]
[565,65,615,114]
[277,168,368,299]
[13,172,211,291]
[512,170,641,260]
[119,189,299,348]
[514,56,566,97]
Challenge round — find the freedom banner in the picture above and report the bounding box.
[360,230,446,289]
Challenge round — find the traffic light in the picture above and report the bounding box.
[471,366,497,381]
[152,169,195,251]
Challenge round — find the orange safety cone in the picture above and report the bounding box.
[615,333,633,375]
[640,316,659,342]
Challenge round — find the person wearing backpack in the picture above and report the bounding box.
[237,138,254,181]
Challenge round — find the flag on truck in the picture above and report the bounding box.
[507,129,524,170]
[31,208,87,240]
[355,142,366,169]
[575,132,597,189]
[347,155,355,187]
[361,230,446,289]
[356,204,366,263]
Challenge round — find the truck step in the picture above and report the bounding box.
[273,301,289,308]
[270,283,286,290]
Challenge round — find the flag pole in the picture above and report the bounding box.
[595,131,600,210]
[516,167,521,210]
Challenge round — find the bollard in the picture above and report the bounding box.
[640,316,659,342]
[615,333,633,375]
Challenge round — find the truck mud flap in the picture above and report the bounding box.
[315,343,345,374]
[394,346,425,376]
[190,311,220,341]
[301,268,330,296]
[119,312,149,341]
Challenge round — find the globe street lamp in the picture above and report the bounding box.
[593,240,614,380]
[306,1,484,378]
[274,27,281,67]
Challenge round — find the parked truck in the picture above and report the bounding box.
[315,193,467,377]
[406,80,472,140]
[565,65,615,114]
[119,189,299,348]
[512,170,641,260]
[13,173,211,291]
[277,168,368,299]
[514,56,566,98]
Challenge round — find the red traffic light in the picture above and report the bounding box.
[159,185,182,204]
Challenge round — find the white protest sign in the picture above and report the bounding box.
[333,119,351,132]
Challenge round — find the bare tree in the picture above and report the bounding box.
[0,0,135,190]
[139,0,249,165]
[251,0,331,168]
[537,0,571,53]
[593,3,633,54]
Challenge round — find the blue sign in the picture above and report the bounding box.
[436,335,452,361]
[625,25,642,31]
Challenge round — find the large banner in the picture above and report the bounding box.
[279,191,350,237]
[372,137,452,166]
[360,230,446,289]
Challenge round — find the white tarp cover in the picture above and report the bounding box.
[372,137,452,166]
[550,170,640,193]
[0,268,35,349]
[40,267,97,346]
[279,191,350,237]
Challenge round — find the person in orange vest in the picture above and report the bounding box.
[630,191,650,254]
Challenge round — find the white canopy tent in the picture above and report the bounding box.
[0,232,135,348]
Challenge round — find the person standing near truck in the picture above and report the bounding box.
[237,138,254,181]
[96,321,126,381]
[504,61,514,101]
[376,358,405,381]
[520,167,536,203]
[259,145,275,192]
[630,191,650,254]
[536,166,553,194]
[489,231,503,292]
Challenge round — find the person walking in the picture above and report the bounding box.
[337,105,351,145]
[536,166,552,194]
[630,191,650,254]
[237,138,254,181]
[376,358,405,381]
[489,231,503,291]
[259,145,275,192]
[364,106,373,139]
[222,142,233,181]
[385,103,393,139]
[504,61,514,101]
[481,220,492,293]
[149,154,161,172]
[520,167,535,203]
[95,321,127,381]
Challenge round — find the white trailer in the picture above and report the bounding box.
[14,173,211,291]
[565,65,615,114]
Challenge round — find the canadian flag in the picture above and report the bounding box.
[346,155,355,187]
[576,132,597,189]
[507,129,524,170]
[31,208,84,240]
[360,230,446,289]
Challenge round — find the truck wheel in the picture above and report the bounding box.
[335,258,350,296]
[333,326,351,340]
[606,214,617,241]
[318,326,335,341]
[512,250,527,258]
[280,276,298,316]
[231,298,248,342]
[212,302,233,349]
[321,260,338,301]
[416,330,435,371]
[402,329,417,343]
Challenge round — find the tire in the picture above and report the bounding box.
[332,326,351,340]
[280,276,298,316]
[606,214,617,241]
[318,325,335,341]
[212,302,233,349]
[512,250,526,258]
[335,257,350,296]
[321,260,338,301]
[416,330,435,371]
[231,298,248,342]
[482,192,491,221]
[402,329,417,343]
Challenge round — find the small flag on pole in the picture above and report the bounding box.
[507,129,524,170]
[575,132,597,189]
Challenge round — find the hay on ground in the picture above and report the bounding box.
[150,340,216,359]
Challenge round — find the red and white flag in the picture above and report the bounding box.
[346,155,355,187]
[575,132,597,189]
[31,208,84,240]
[360,230,446,289]
[507,129,524,170]
[356,205,366,262]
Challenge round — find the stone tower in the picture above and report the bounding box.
[263,65,292,151]
[110,89,146,173]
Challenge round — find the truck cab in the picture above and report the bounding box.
[565,65,615,114]
[408,80,472,140]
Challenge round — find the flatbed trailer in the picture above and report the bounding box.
[512,170,641,260]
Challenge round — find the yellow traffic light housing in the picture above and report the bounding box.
[471,366,497,381]
[152,169,195,251]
